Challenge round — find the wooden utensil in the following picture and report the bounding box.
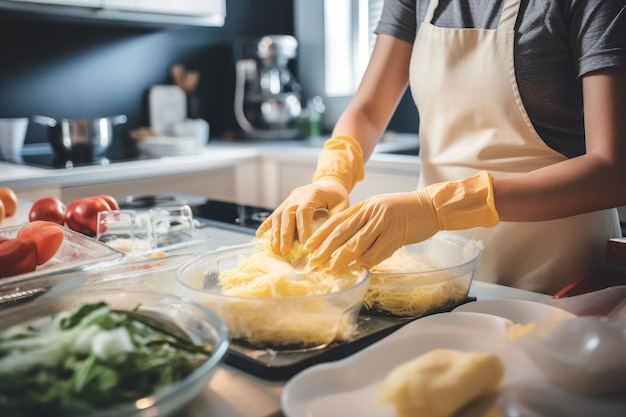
[171,64,201,118]
[171,64,200,95]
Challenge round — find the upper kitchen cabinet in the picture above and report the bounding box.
[11,0,99,6]
[0,0,226,27]
[105,0,223,16]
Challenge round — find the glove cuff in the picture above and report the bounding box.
[424,171,499,230]
[312,135,365,192]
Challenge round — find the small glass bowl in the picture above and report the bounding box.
[364,233,482,317]
[0,290,229,417]
[176,243,370,351]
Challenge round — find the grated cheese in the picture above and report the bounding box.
[365,248,470,317]
[212,234,365,347]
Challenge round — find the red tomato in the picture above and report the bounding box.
[98,194,120,211]
[64,197,112,236]
[0,238,38,278]
[17,221,65,265]
[28,196,67,225]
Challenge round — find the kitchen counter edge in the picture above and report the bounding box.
[0,137,420,191]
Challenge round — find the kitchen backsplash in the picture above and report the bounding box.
[0,0,294,156]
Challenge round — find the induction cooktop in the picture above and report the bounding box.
[118,194,272,235]
[15,143,144,169]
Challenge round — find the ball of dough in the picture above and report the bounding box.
[378,348,504,417]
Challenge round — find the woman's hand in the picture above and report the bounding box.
[305,171,499,273]
[304,191,439,273]
[256,178,350,255]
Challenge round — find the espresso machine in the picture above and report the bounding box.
[234,35,303,139]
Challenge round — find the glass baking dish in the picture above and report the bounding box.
[0,224,126,304]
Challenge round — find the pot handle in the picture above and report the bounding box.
[108,115,128,126]
[32,115,57,127]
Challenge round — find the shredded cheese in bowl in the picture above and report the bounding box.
[365,234,482,317]
[176,237,369,349]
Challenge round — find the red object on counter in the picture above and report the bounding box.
[17,221,65,265]
[98,194,120,211]
[553,238,626,298]
[64,196,112,236]
[0,238,38,278]
[28,196,66,225]
[607,237,626,264]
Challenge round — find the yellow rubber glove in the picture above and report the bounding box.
[256,135,365,255]
[305,171,499,273]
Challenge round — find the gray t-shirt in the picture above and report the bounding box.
[376,0,626,158]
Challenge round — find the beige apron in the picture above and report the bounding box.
[409,0,620,294]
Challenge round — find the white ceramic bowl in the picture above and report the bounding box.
[515,315,626,395]
[137,135,205,157]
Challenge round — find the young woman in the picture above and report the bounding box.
[258,0,626,295]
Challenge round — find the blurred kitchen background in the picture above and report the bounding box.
[0,0,419,159]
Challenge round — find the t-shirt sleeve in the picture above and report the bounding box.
[570,0,626,77]
[375,0,418,44]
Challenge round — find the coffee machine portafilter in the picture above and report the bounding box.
[234,35,303,139]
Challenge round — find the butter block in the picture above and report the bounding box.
[378,348,504,417]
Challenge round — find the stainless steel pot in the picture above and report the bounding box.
[32,114,127,160]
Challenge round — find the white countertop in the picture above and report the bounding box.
[0,147,260,189]
[0,134,420,191]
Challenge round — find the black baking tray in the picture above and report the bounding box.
[223,296,476,381]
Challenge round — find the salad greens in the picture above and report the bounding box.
[0,302,212,416]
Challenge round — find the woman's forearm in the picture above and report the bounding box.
[331,34,413,161]
[494,154,626,221]
[495,67,626,221]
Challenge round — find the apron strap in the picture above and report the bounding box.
[498,0,522,30]
[424,0,521,30]
[423,0,440,24]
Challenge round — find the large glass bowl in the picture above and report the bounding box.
[0,290,229,417]
[364,233,482,317]
[176,243,370,350]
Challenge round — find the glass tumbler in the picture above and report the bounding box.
[96,210,154,254]
[149,205,196,250]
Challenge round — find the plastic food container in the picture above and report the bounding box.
[364,233,482,317]
[0,289,229,417]
[176,243,370,350]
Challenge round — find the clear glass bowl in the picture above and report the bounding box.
[365,233,482,317]
[0,290,229,417]
[176,243,370,350]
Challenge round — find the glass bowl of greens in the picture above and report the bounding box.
[0,289,229,417]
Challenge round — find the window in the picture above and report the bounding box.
[323,0,383,96]
[295,0,384,128]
